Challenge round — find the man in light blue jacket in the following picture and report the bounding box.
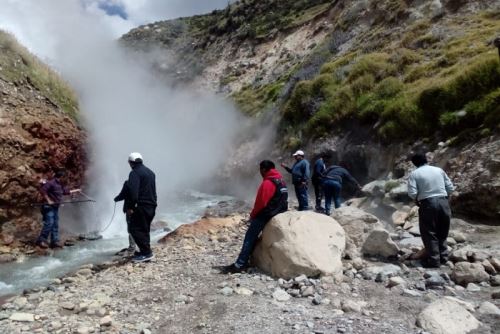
[408,153,455,268]
[281,150,310,211]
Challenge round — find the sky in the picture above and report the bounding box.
[0,0,242,236]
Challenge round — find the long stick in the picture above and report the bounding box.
[30,199,96,207]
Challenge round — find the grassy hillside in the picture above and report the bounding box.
[0,31,79,119]
[280,11,500,146]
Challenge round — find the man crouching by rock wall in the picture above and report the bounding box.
[221,160,288,274]
[408,153,455,268]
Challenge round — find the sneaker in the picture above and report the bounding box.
[115,247,130,256]
[132,253,154,263]
[220,263,246,274]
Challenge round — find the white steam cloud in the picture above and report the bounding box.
[0,0,242,236]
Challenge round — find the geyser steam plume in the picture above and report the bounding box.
[0,0,242,237]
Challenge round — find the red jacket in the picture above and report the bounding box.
[250,169,284,219]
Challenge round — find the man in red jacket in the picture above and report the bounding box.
[222,160,288,273]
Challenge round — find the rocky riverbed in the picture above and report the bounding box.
[1,206,500,334]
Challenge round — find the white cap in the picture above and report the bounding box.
[128,152,143,162]
[292,150,305,157]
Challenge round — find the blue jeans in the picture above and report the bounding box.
[37,205,59,245]
[294,184,309,210]
[235,216,268,267]
[323,180,342,215]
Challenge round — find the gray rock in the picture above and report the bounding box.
[452,262,490,285]
[387,276,406,288]
[99,315,113,327]
[60,302,75,310]
[493,290,500,299]
[466,283,481,292]
[399,237,423,248]
[341,300,365,313]
[490,275,500,287]
[478,301,500,316]
[482,260,497,275]
[272,289,291,302]
[490,258,500,272]
[301,286,315,297]
[417,298,479,334]
[389,184,409,201]
[9,312,34,322]
[449,231,466,243]
[362,228,400,258]
[362,180,387,197]
[220,287,234,296]
[450,249,468,263]
[402,289,422,297]
[362,264,402,280]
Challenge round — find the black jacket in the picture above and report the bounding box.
[128,163,157,208]
[114,181,133,213]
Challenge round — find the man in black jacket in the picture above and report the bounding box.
[123,152,157,263]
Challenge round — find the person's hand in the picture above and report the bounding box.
[127,209,134,216]
[70,189,81,194]
[280,163,287,168]
[301,181,306,188]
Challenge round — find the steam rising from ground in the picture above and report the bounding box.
[0,0,242,236]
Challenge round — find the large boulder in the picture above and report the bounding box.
[362,228,399,258]
[451,262,490,286]
[416,298,480,334]
[252,211,345,279]
[331,207,384,258]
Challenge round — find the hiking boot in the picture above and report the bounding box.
[132,253,154,263]
[36,241,49,249]
[220,264,246,274]
[50,241,64,249]
[420,258,440,268]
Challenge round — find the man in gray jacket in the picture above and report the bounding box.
[281,150,310,211]
[408,153,455,268]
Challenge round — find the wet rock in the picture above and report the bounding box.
[416,298,479,334]
[362,228,399,258]
[9,312,35,322]
[477,302,500,316]
[388,183,409,201]
[491,290,500,299]
[451,262,490,285]
[425,273,447,289]
[0,254,16,263]
[253,211,345,279]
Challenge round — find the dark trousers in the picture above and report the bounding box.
[236,216,269,267]
[323,180,342,215]
[418,197,451,266]
[312,177,323,209]
[38,205,60,245]
[129,206,156,256]
[294,184,309,210]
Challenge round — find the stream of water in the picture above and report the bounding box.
[0,191,231,297]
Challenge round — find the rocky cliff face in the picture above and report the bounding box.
[0,31,86,250]
[121,0,500,221]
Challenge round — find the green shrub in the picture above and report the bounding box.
[347,53,397,82]
[375,77,404,98]
[350,74,376,97]
[283,80,313,122]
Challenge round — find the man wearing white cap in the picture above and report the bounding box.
[281,150,310,211]
[121,152,157,263]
